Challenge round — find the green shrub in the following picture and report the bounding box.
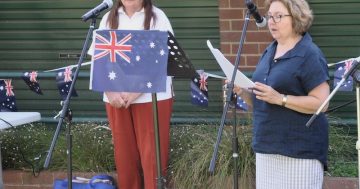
[0,122,115,172]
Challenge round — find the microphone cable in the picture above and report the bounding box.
[325,98,356,114]
[0,117,45,177]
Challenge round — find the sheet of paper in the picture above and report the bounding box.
[207,40,255,89]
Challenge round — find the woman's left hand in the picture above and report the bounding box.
[252,82,283,106]
[120,92,142,108]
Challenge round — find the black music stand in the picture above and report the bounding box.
[153,31,197,189]
[167,32,197,78]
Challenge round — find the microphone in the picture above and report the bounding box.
[81,0,113,22]
[245,0,267,27]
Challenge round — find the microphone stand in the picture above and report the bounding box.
[354,73,360,189]
[356,81,360,189]
[151,93,165,189]
[209,10,251,189]
[43,17,97,189]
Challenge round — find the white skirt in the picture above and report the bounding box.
[256,153,324,189]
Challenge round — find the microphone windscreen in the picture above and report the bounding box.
[104,0,113,8]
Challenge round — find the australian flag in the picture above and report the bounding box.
[0,79,17,112]
[235,95,248,111]
[91,30,168,93]
[21,71,43,95]
[191,71,208,107]
[56,67,78,100]
[334,59,354,91]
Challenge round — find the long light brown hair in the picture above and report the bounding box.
[107,0,156,30]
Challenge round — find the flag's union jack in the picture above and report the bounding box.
[190,70,208,107]
[5,79,14,96]
[56,67,78,100]
[0,79,17,112]
[199,73,208,91]
[95,31,132,63]
[63,67,73,82]
[29,71,38,82]
[334,59,354,91]
[21,71,43,95]
[343,59,354,76]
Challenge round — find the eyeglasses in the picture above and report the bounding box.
[265,14,292,23]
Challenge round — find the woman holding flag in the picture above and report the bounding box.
[88,0,174,188]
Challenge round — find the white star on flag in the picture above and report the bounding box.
[160,49,165,56]
[136,56,141,61]
[108,71,116,80]
[150,42,155,48]
[147,82,152,88]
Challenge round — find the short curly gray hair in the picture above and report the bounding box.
[265,0,313,35]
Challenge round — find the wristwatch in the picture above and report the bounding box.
[282,94,288,106]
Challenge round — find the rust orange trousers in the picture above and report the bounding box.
[105,98,173,189]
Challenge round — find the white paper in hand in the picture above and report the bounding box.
[207,40,255,89]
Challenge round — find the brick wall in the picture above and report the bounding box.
[218,0,273,71]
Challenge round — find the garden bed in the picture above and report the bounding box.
[0,121,357,189]
[2,170,358,189]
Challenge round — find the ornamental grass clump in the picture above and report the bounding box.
[327,116,357,177]
[168,123,255,189]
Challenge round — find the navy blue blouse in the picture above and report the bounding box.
[251,33,330,168]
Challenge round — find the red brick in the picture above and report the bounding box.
[239,66,256,71]
[52,171,67,180]
[232,43,259,55]
[246,31,273,42]
[220,43,231,54]
[229,0,244,8]
[220,31,242,43]
[220,20,231,31]
[22,171,53,185]
[219,9,244,19]
[256,0,266,8]
[218,0,229,8]
[5,184,50,189]
[323,177,358,189]
[231,20,260,31]
[259,43,270,52]
[246,55,261,66]
[224,55,246,66]
[3,170,23,184]
[5,186,29,189]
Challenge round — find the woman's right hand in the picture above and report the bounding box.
[225,80,244,95]
[233,85,245,95]
[105,91,127,108]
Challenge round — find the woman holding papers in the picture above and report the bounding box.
[88,0,174,188]
[233,0,329,188]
